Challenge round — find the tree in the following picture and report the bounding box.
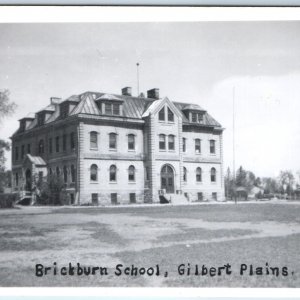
[278,170,294,195]
[0,89,17,193]
[262,177,279,194]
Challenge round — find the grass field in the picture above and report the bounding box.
[0,202,300,287]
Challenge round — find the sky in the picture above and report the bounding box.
[0,22,300,178]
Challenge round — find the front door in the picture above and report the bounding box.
[25,169,32,191]
[161,165,175,193]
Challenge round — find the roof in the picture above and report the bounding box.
[15,90,222,134]
[26,154,46,166]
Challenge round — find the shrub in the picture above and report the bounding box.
[0,193,16,208]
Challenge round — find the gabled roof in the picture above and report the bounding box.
[70,94,100,115]
[182,103,206,112]
[96,93,123,101]
[37,104,56,113]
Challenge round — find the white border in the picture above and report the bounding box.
[0,6,299,23]
[0,6,300,297]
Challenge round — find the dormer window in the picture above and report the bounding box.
[104,103,121,116]
[37,113,44,126]
[167,108,174,122]
[191,112,204,123]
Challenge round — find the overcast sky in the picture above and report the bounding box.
[0,22,300,178]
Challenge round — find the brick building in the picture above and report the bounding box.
[11,87,225,205]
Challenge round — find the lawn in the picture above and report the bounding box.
[0,203,299,287]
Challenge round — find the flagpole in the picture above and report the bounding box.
[136,62,140,96]
[233,86,237,204]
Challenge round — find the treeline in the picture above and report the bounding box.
[225,166,299,199]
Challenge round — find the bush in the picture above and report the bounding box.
[0,193,16,208]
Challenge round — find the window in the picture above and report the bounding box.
[211,167,216,182]
[198,113,204,123]
[90,131,98,149]
[210,140,216,154]
[27,144,31,154]
[128,134,135,150]
[105,103,112,115]
[56,136,60,153]
[183,167,187,182]
[109,165,117,182]
[167,107,174,122]
[182,138,186,152]
[109,133,117,149]
[198,192,203,201]
[212,192,217,201]
[71,165,75,183]
[21,145,25,159]
[56,166,60,176]
[196,167,202,182]
[63,166,68,183]
[38,113,44,126]
[38,139,44,154]
[49,138,52,154]
[63,134,67,151]
[111,193,118,204]
[15,173,19,187]
[158,107,165,121]
[128,165,135,182]
[15,147,19,161]
[70,132,75,150]
[129,193,136,203]
[90,164,98,181]
[145,167,150,181]
[112,103,120,115]
[49,168,52,176]
[159,134,166,150]
[92,193,99,205]
[168,135,175,150]
[192,112,197,123]
[195,139,201,154]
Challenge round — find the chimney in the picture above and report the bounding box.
[121,87,132,96]
[147,88,159,99]
[50,97,61,105]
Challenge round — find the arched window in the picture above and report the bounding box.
[128,165,135,182]
[158,107,165,121]
[90,164,98,181]
[195,139,201,154]
[183,167,187,182]
[196,167,202,182]
[128,134,135,150]
[159,134,166,150]
[109,133,117,149]
[167,107,174,122]
[110,165,117,182]
[63,166,68,183]
[71,165,76,183]
[168,135,175,150]
[211,167,216,182]
[38,139,44,154]
[90,131,98,149]
[56,166,60,176]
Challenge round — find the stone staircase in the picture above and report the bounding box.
[167,193,189,205]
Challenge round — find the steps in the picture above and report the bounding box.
[167,193,189,205]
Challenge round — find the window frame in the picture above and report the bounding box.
[109,133,117,150]
[90,131,98,149]
[195,138,201,154]
[168,134,175,151]
[55,136,60,153]
[158,107,165,121]
[196,167,202,182]
[159,134,166,150]
[128,134,135,150]
[109,165,117,182]
[128,165,135,182]
[183,167,187,182]
[211,167,216,182]
[90,164,98,182]
[210,139,216,154]
[38,139,44,154]
[167,107,174,122]
[182,138,186,152]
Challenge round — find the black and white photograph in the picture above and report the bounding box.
[0,7,300,288]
